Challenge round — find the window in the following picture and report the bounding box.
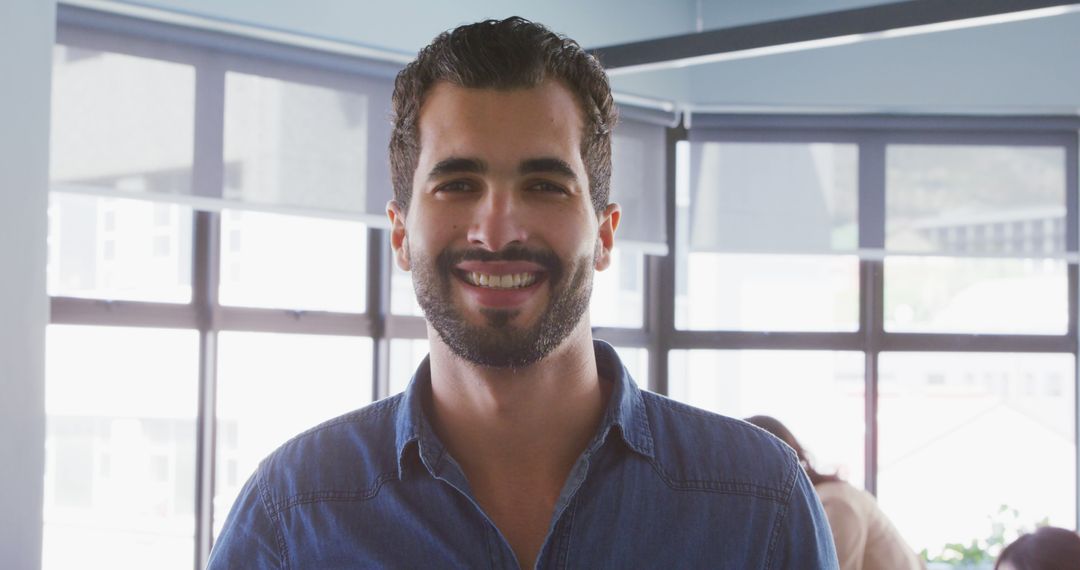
[877,352,1076,556]
[49,8,1078,570]
[49,17,395,569]
[672,120,1079,562]
[43,325,199,570]
[219,210,368,313]
[676,142,860,332]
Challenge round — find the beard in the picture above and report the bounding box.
[410,242,594,368]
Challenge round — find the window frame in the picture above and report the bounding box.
[670,114,1080,524]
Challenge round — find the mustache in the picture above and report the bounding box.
[436,244,562,276]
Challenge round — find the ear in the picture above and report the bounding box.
[387,200,411,271]
[594,202,620,271]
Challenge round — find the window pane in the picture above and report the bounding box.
[390,261,424,316]
[51,46,195,196]
[886,145,1066,255]
[224,72,372,214]
[591,248,644,328]
[44,326,199,570]
[214,332,373,538]
[669,350,865,488]
[878,352,1076,558]
[612,346,648,387]
[686,142,858,253]
[219,210,367,312]
[677,142,859,331]
[677,253,859,331]
[884,256,1068,334]
[47,194,192,303]
[389,338,430,395]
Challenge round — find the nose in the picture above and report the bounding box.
[466,187,529,252]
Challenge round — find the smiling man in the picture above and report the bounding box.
[209,17,838,569]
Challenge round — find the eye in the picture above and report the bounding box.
[528,180,569,195]
[435,180,476,194]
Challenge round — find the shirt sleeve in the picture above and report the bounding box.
[770,465,840,570]
[206,468,283,569]
[820,488,869,570]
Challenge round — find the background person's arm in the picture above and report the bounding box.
[819,488,869,570]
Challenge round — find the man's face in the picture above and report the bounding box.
[389,80,618,368]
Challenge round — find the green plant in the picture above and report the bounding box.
[920,505,1049,567]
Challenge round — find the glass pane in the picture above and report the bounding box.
[43,325,199,570]
[51,46,194,195]
[47,194,193,303]
[687,142,858,253]
[389,338,431,395]
[390,261,424,316]
[612,346,648,387]
[677,253,859,331]
[591,247,644,328]
[885,145,1066,255]
[677,142,859,332]
[224,72,371,213]
[878,352,1075,559]
[884,256,1067,334]
[219,210,367,313]
[214,332,373,538]
[669,350,865,488]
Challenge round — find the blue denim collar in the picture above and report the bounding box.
[394,339,655,480]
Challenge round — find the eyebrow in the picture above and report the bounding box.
[427,157,486,180]
[426,156,578,182]
[519,158,577,181]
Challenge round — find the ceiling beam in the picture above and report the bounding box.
[591,0,1080,75]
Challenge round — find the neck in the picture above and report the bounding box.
[426,321,608,485]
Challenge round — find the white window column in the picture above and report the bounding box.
[0,0,55,568]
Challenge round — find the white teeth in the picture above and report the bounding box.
[464,271,537,289]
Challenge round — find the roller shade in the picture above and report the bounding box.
[687,131,858,255]
[51,13,399,227]
[610,108,672,255]
[52,9,675,250]
[686,124,1075,260]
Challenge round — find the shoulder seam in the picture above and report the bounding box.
[268,471,398,516]
[255,466,290,570]
[270,396,401,457]
[642,394,794,502]
[763,457,800,569]
[644,456,791,503]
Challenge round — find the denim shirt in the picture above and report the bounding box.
[208,341,838,569]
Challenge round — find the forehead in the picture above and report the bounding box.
[416,80,585,165]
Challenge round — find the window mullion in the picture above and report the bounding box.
[858,135,886,497]
[192,53,226,570]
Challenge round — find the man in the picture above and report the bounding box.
[209,17,838,569]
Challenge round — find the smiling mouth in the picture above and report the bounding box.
[459,271,542,289]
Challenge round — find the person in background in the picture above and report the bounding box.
[746,415,925,570]
[995,526,1080,570]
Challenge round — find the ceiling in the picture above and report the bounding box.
[99,0,1080,114]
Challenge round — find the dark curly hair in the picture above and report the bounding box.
[995,526,1080,570]
[389,16,617,214]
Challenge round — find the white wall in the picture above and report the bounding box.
[106,0,696,55]
[0,0,55,568]
[610,10,1080,112]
